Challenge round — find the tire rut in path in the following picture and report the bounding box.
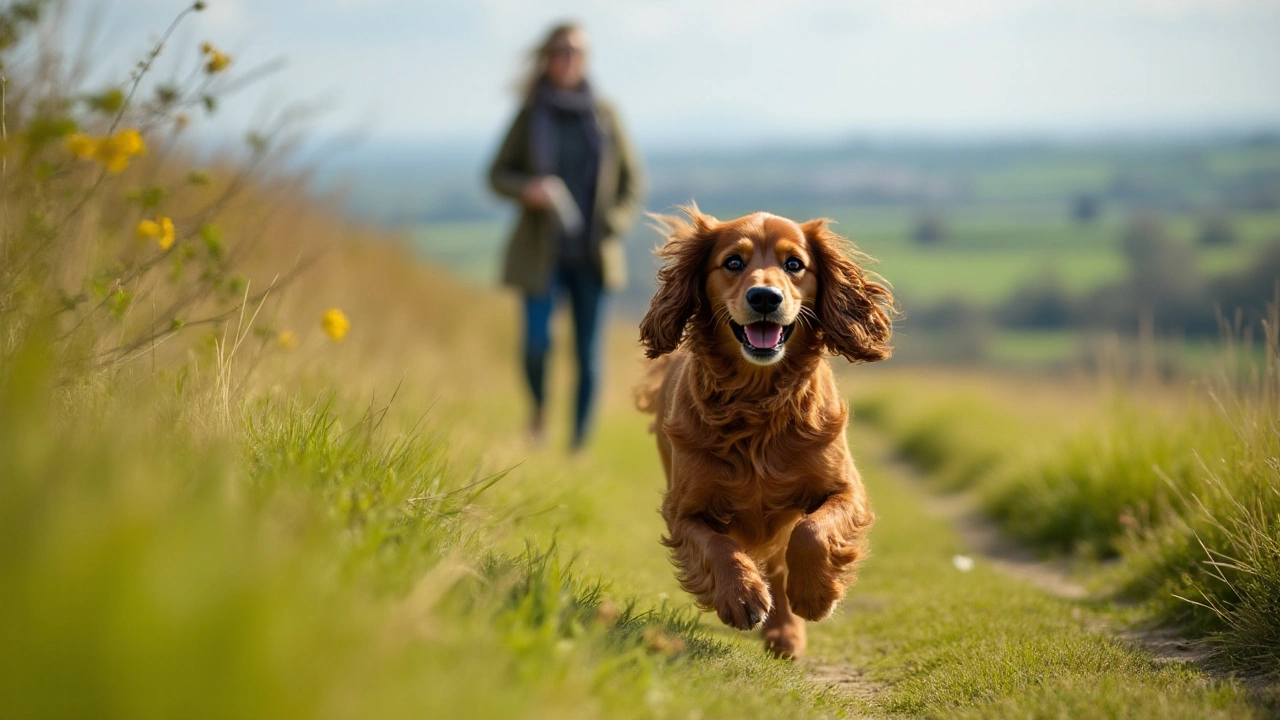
[802,659,889,718]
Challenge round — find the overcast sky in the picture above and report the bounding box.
[64,0,1280,151]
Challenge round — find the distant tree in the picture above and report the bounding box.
[1122,216,1194,296]
[1208,239,1280,327]
[905,296,991,363]
[1197,212,1239,246]
[1118,214,1208,332]
[913,211,949,245]
[998,270,1074,329]
[1071,194,1101,224]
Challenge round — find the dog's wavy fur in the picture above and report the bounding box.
[636,205,893,659]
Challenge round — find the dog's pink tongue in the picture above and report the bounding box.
[745,322,783,349]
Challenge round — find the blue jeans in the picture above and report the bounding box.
[523,264,607,447]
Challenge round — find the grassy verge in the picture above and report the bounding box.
[816,429,1264,719]
[850,324,1280,679]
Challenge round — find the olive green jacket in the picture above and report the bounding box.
[487,98,645,295]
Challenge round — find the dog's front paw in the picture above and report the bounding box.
[787,573,842,622]
[785,522,846,622]
[712,563,773,630]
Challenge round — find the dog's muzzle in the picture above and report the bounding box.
[730,318,796,359]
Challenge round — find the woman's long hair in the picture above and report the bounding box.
[516,22,584,103]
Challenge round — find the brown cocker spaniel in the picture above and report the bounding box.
[636,206,893,659]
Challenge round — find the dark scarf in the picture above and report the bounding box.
[528,79,603,176]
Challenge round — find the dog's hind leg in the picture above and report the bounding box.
[761,558,806,659]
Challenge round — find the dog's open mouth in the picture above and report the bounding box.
[730,320,795,356]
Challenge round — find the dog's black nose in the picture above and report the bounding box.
[746,286,784,315]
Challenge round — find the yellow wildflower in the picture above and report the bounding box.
[321,308,349,342]
[206,51,231,73]
[201,42,232,73]
[136,219,159,241]
[113,128,146,156]
[65,133,98,159]
[136,215,176,250]
[156,216,175,249]
[94,128,147,173]
[277,330,299,349]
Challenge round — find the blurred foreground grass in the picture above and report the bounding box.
[0,311,854,719]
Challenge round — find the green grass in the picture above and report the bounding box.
[5,316,1272,718]
[0,334,850,720]
[982,404,1236,557]
[851,381,1036,492]
[814,433,1258,719]
[482,356,1270,717]
[850,323,1280,680]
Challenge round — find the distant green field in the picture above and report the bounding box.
[821,208,1277,304]
[869,244,1122,305]
[410,209,1279,307]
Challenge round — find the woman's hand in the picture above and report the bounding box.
[520,177,554,210]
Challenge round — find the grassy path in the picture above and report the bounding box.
[468,345,1267,718]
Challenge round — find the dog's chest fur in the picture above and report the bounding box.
[661,356,852,561]
[697,429,839,560]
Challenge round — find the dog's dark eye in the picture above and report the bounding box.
[784,257,805,273]
[723,256,745,272]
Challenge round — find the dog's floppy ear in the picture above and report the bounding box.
[802,218,895,363]
[639,205,719,359]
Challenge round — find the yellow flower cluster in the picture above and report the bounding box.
[277,330,299,349]
[136,215,176,250]
[65,134,96,159]
[200,42,231,74]
[65,129,147,173]
[321,308,349,342]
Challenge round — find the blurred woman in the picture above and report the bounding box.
[488,22,644,451]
